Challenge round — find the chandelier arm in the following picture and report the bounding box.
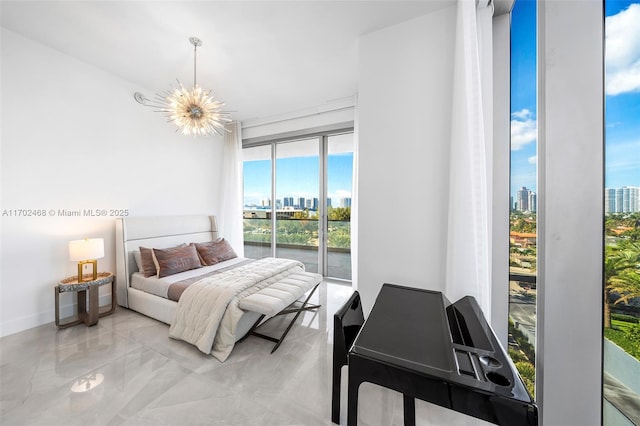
[193,42,197,87]
[138,36,231,137]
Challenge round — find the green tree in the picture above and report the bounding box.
[610,268,640,306]
[515,361,536,398]
[328,207,351,221]
[292,210,310,220]
[604,242,640,328]
[622,227,640,242]
[510,212,537,233]
[606,213,640,238]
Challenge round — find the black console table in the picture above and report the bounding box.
[347,283,537,426]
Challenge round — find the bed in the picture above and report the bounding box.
[115,215,322,361]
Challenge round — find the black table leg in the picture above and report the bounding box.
[332,362,342,424]
[347,364,362,426]
[403,395,416,426]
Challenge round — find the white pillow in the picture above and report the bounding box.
[133,251,143,273]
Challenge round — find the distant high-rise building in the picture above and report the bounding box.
[313,198,319,211]
[605,188,616,214]
[327,198,332,208]
[261,198,271,207]
[625,187,639,213]
[623,187,631,212]
[605,186,640,213]
[298,197,306,209]
[517,187,531,212]
[528,192,537,212]
[276,199,282,209]
[283,197,294,207]
[616,188,624,213]
[344,197,352,208]
[622,187,639,213]
[305,199,312,209]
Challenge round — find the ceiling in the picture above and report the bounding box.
[1,0,460,122]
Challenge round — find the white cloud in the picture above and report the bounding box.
[606,4,640,95]
[511,109,532,120]
[511,109,537,151]
[528,155,537,165]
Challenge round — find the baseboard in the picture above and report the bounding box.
[0,293,114,337]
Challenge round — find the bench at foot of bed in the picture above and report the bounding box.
[238,271,323,353]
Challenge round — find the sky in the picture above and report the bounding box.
[604,0,640,189]
[243,152,353,207]
[510,0,640,198]
[510,0,538,198]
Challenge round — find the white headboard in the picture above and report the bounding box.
[115,215,219,308]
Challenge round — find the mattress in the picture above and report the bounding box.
[130,257,249,300]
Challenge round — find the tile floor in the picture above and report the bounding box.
[0,281,489,426]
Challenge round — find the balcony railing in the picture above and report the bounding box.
[243,217,352,280]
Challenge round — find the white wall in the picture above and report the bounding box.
[0,29,225,336]
[537,1,603,424]
[356,6,456,311]
[241,97,355,143]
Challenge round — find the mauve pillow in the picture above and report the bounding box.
[138,247,159,277]
[138,244,187,277]
[152,244,202,278]
[193,239,238,266]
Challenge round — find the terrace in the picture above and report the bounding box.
[243,217,352,281]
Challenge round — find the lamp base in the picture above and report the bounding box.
[77,260,98,283]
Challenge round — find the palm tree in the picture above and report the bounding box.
[609,269,640,306]
[604,243,640,328]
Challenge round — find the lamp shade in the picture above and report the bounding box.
[69,238,104,261]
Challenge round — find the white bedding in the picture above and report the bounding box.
[169,257,304,361]
[130,257,248,299]
[115,215,312,360]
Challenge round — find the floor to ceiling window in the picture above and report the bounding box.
[275,138,320,272]
[242,144,273,260]
[603,1,640,424]
[242,131,354,280]
[509,0,537,399]
[326,133,354,279]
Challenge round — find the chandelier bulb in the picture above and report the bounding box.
[135,36,231,137]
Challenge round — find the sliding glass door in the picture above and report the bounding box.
[603,2,640,424]
[275,138,320,272]
[242,131,354,280]
[326,133,354,280]
[242,145,273,260]
[508,0,537,400]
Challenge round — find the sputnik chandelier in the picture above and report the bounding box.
[134,36,231,136]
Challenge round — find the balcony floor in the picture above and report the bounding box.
[244,244,352,281]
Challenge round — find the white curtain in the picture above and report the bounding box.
[221,121,244,257]
[351,94,360,291]
[445,0,493,316]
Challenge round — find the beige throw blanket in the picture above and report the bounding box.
[169,257,304,361]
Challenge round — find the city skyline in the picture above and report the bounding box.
[605,185,640,213]
[244,195,352,210]
[243,152,354,207]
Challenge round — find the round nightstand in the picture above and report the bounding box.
[55,272,116,328]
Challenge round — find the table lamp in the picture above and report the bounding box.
[69,238,104,282]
